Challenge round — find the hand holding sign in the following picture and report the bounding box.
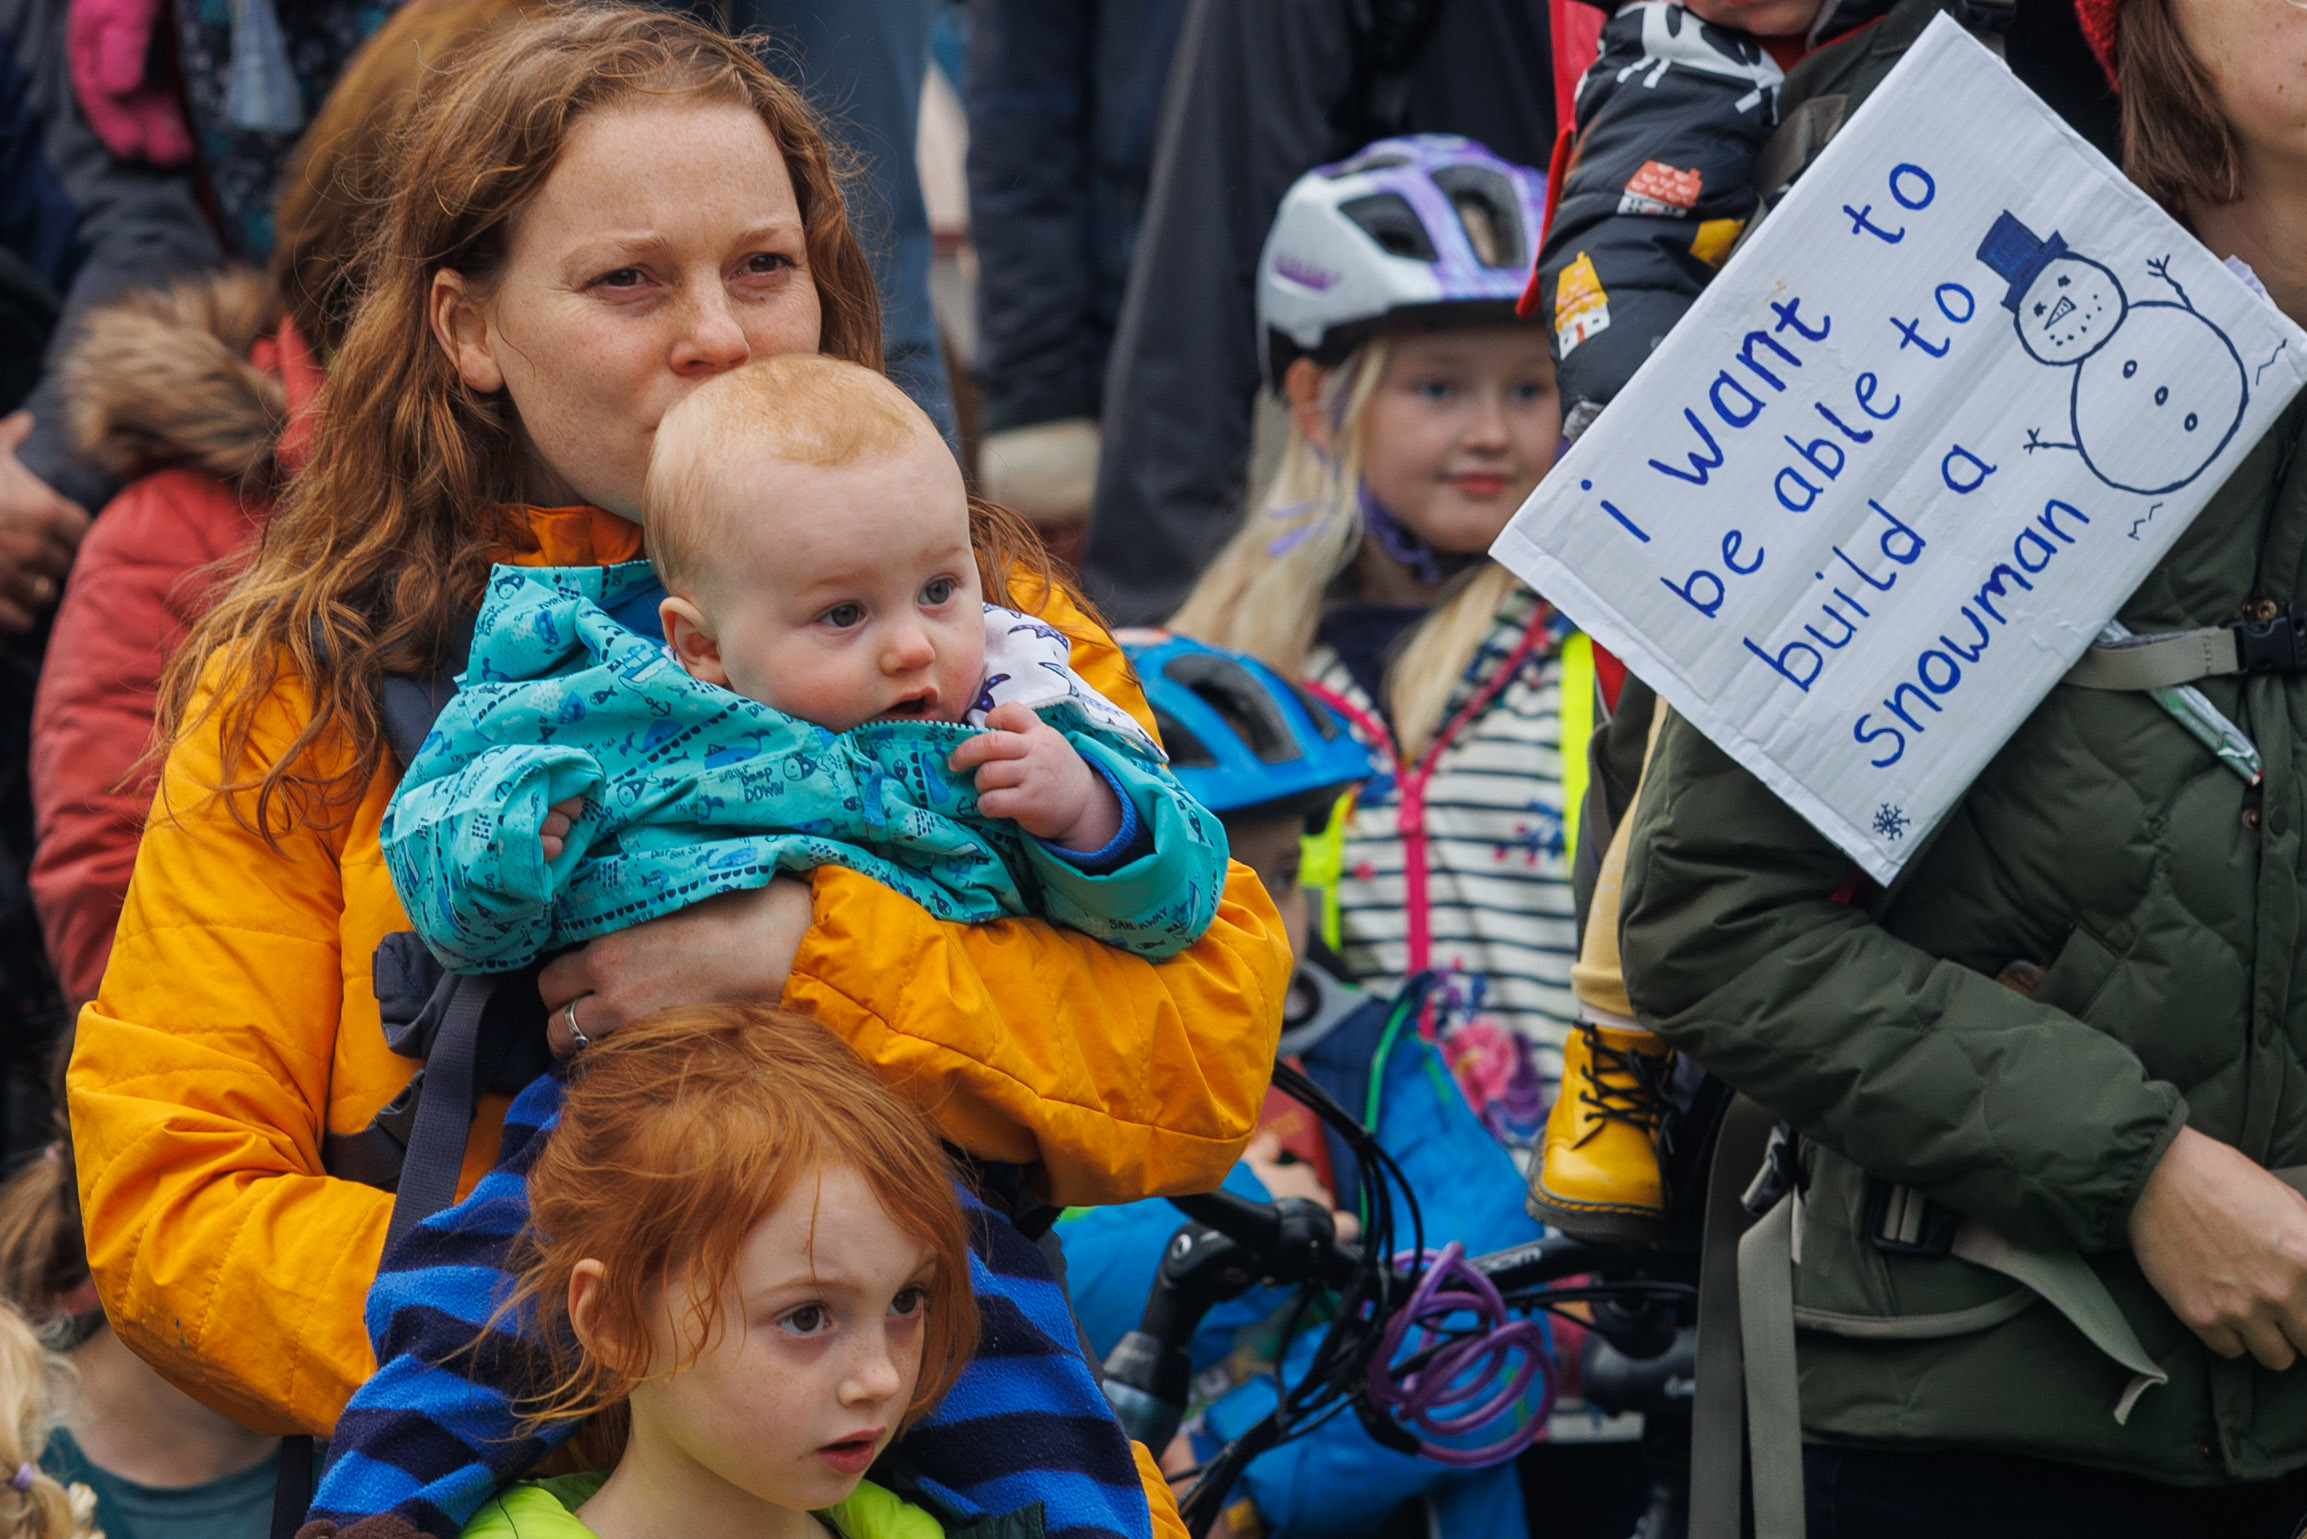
[1491,17,2307,881]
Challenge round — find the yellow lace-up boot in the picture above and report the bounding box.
[1526,792,1673,1242]
[1528,1017,1673,1243]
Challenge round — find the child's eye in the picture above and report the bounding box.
[889,1286,927,1319]
[781,1303,830,1335]
[921,577,957,606]
[1416,379,1459,403]
[1509,380,1551,404]
[819,602,866,629]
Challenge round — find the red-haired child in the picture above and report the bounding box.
[468,1005,981,1539]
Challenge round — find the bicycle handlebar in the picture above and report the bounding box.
[1100,1196,1677,1453]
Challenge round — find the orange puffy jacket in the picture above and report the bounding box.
[67,503,1287,1499]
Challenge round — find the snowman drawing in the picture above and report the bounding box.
[1975,210,2246,496]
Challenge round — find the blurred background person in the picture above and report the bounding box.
[964,0,1186,564]
[30,0,536,1019]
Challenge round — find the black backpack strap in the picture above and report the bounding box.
[284,611,493,1539]
[270,1438,314,1539]
[382,971,498,1252]
[379,608,479,773]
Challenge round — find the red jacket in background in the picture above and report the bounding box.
[33,271,320,1004]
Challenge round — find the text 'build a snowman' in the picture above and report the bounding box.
[1491,16,2307,881]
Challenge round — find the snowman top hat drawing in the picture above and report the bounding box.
[1978,211,2126,365]
[1976,209,2248,496]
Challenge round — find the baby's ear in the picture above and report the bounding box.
[660,595,731,688]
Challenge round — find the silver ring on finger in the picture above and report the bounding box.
[563,997,592,1052]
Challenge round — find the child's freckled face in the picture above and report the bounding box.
[599,1163,939,1518]
[669,433,985,732]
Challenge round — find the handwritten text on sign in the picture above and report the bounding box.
[1491,17,2307,881]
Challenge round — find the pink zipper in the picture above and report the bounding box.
[1305,605,1558,998]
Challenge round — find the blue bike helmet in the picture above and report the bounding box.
[1120,631,1374,822]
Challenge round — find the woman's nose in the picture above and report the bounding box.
[669,284,751,376]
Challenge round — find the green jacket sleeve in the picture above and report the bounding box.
[1618,710,2185,1253]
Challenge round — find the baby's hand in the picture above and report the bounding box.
[539,795,584,863]
[948,701,1125,851]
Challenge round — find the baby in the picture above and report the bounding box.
[631,355,1127,855]
[381,355,1227,974]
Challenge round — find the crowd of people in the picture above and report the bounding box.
[0,1,2303,1538]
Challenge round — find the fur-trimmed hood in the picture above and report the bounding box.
[57,267,320,498]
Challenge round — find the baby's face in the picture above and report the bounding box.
[664,433,985,733]
[1681,0,1828,36]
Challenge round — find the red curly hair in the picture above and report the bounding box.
[500,1004,979,1462]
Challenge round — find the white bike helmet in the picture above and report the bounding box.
[1257,134,1547,384]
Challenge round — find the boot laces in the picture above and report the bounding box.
[1569,1026,1665,1148]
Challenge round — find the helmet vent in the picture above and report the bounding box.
[1432,165,1526,270]
[1340,194,1438,262]
[1162,654,1305,766]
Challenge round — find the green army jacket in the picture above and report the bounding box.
[1622,401,2307,1484]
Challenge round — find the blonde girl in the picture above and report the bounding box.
[1173,135,1583,1144]
[0,1300,97,1539]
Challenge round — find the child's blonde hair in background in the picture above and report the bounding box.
[0,1304,98,1539]
[1169,337,1523,759]
[644,354,937,601]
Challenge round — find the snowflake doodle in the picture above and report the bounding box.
[1872,803,1911,841]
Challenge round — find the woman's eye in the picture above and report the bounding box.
[889,1287,926,1319]
[921,577,956,606]
[593,267,647,290]
[820,603,866,629]
[741,251,794,277]
[781,1304,828,1335]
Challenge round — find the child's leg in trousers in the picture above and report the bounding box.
[1532,710,1675,1243]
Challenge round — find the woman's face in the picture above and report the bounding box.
[431,97,824,517]
[1353,327,1561,556]
[2171,0,2307,177]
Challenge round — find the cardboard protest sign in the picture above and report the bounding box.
[1491,15,2307,882]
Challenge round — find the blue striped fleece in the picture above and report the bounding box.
[311,1072,1153,1539]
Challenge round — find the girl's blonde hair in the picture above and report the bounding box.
[0,1305,99,1539]
[1169,337,1525,759]
[499,1004,978,1468]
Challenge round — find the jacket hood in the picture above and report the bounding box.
[57,267,321,497]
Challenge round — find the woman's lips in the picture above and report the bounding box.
[816,1433,883,1477]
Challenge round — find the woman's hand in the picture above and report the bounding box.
[537,876,813,1057]
[2128,1125,2307,1369]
